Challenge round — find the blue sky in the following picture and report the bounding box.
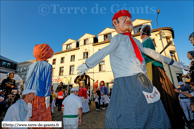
[1,1,193,69]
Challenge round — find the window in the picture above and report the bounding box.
[166,37,171,43]
[1,61,12,69]
[17,68,20,72]
[61,57,65,63]
[83,52,88,59]
[99,61,105,71]
[69,65,74,75]
[66,44,72,50]
[20,68,23,72]
[84,39,89,45]
[52,59,56,65]
[22,75,24,78]
[71,55,75,61]
[59,67,64,76]
[7,63,11,69]
[23,67,26,71]
[133,25,142,34]
[170,51,177,61]
[104,33,112,41]
[176,73,183,82]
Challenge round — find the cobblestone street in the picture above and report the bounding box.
[0,101,106,129]
[53,101,106,129]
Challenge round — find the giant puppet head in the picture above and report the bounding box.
[33,44,54,61]
[112,10,133,34]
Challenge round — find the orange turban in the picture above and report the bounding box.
[33,44,54,61]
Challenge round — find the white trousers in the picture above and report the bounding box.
[51,100,56,113]
[180,99,193,121]
[64,123,78,129]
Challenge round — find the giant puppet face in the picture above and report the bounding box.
[113,16,133,34]
[112,10,133,34]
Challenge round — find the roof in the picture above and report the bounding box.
[62,38,77,45]
[0,55,17,63]
[97,27,115,36]
[132,27,175,39]
[132,19,152,27]
[78,33,96,41]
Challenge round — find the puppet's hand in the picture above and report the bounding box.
[45,96,50,108]
[171,60,190,71]
[77,64,89,75]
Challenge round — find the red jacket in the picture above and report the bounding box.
[78,87,87,99]
[58,91,63,99]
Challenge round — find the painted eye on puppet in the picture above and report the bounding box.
[122,16,126,19]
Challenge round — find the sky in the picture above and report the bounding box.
[1,1,194,69]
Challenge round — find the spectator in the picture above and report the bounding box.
[177,82,193,122]
[189,32,194,46]
[57,88,64,111]
[94,92,100,111]
[62,88,82,129]
[184,51,194,82]
[14,90,21,102]
[108,88,112,98]
[0,92,5,116]
[1,72,16,100]
[5,94,15,112]
[3,89,36,121]
[51,90,56,116]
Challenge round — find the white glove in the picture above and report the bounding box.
[45,96,50,108]
[171,61,190,71]
[77,64,89,75]
[84,99,87,103]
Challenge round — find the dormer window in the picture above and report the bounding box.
[84,39,89,45]
[66,43,72,50]
[104,33,111,41]
[133,25,142,34]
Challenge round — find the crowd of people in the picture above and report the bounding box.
[0,9,194,129]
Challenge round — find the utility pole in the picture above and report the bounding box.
[156,9,175,86]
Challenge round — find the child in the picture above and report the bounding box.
[94,92,99,111]
[100,93,105,110]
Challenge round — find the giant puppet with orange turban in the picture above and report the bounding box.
[24,44,54,123]
[77,10,189,128]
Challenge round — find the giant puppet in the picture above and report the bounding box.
[78,81,90,113]
[77,10,189,128]
[140,25,186,128]
[100,81,110,104]
[24,44,53,123]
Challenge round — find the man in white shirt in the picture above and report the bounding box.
[3,89,36,128]
[62,88,82,129]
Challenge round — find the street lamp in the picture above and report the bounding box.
[156,9,175,86]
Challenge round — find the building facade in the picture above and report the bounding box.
[0,55,17,74]
[17,19,183,91]
[16,59,36,81]
[46,19,183,91]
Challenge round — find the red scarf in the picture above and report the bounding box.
[123,32,143,64]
